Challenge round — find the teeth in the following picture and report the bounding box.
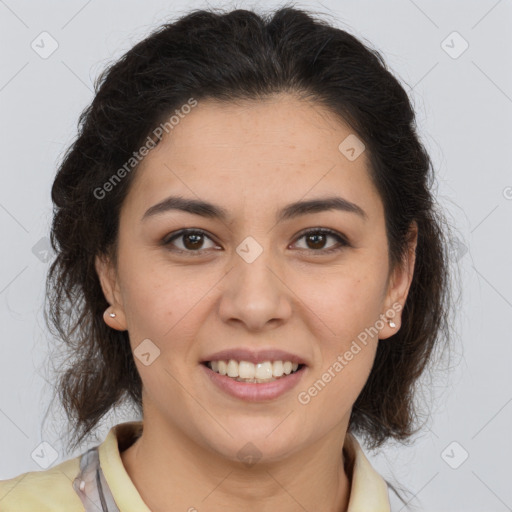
[217,361,227,375]
[207,359,301,381]
[256,361,273,379]
[227,359,238,378]
[239,360,255,379]
[272,360,284,377]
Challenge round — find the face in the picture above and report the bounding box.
[96,93,416,463]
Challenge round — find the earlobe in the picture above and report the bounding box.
[95,253,128,331]
[379,310,400,340]
[102,305,127,331]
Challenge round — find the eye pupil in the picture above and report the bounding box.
[184,233,203,250]
[307,233,326,250]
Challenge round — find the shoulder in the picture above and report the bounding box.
[0,455,85,511]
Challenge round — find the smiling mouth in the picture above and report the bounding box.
[201,360,306,383]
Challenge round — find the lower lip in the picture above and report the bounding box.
[200,363,307,402]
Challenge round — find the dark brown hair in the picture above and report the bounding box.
[45,4,457,504]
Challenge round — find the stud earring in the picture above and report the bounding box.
[108,308,116,318]
[388,318,396,328]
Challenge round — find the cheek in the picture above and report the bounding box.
[115,248,176,341]
[118,254,216,355]
[297,278,381,417]
[318,347,376,414]
[296,323,378,430]
[292,265,387,340]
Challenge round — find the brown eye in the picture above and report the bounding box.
[162,227,349,256]
[293,229,349,254]
[181,232,205,250]
[305,232,328,250]
[163,229,218,253]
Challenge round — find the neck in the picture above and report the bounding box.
[121,419,352,512]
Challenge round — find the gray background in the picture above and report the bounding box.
[1,1,511,511]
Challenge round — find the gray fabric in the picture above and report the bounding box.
[72,447,120,512]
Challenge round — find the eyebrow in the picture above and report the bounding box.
[141,195,367,223]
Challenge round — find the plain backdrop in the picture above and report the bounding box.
[0,1,511,511]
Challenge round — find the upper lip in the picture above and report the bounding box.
[201,348,308,366]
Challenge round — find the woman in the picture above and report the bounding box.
[0,6,453,511]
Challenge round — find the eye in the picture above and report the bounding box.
[162,229,219,255]
[162,227,350,255]
[291,228,350,254]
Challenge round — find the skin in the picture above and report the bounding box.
[96,93,417,512]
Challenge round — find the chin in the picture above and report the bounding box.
[204,422,302,464]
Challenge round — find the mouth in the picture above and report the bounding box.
[201,360,307,383]
[199,359,308,402]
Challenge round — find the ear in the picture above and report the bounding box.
[379,221,418,339]
[95,252,127,331]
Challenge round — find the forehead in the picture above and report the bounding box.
[121,94,383,222]
[162,94,354,157]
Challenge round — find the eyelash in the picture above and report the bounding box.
[162,227,350,256]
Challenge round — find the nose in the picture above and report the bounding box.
[217,246,293,332]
